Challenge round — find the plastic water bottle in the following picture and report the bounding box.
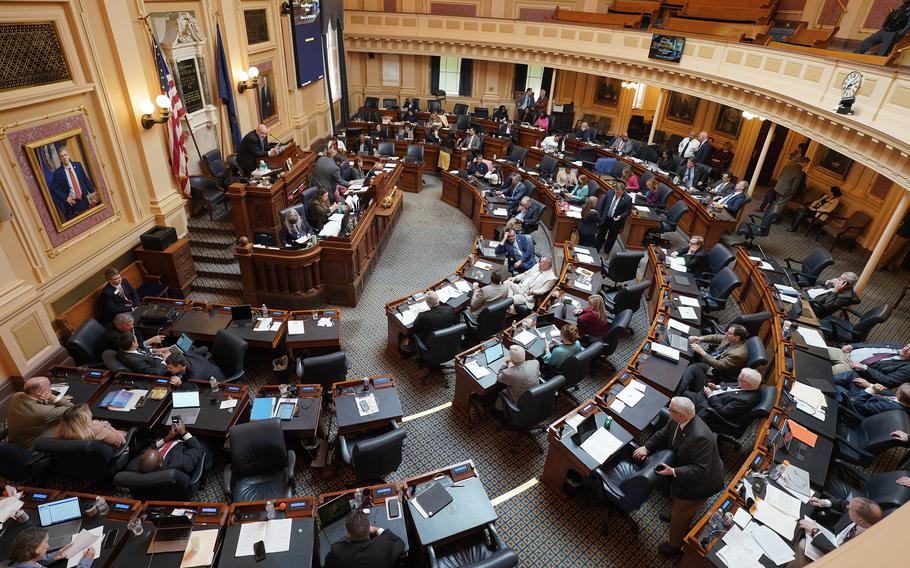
[95,496,109,516]
[261,304,268,318]
[259,160,267,171]
[265,501,276,520]
[352,489,363,510]
[708,510,723,531]
[210,376,220,394]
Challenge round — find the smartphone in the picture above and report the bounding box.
[276,401,295,420]
[358,400,370,412]
[172,415,181,425]
[253,540,266,562]
[654,464,667,473]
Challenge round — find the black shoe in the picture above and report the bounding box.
[659,511,671,522]
[658,543,682,556]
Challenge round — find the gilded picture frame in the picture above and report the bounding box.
[255,59,278,125]
[666,91,699,125]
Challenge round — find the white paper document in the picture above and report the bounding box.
[668,319,691,334]
[287,320,306,335]
[650,342,680,361]
[608,399,626,414]
[410,300,431,313]
[181,529,219,568]
[220,398,238,410]
[580,427,625,463]
[716,526,764,568]
[566,208,582,219]
[628,379,647,392]
[807,287,830,300]
[465,360,490,379]
[396,310,417,326]
[355,393,380,416]
[474,260,493,270]
[616,386,645,407]
[317,317,334,327]
[677,295,700,307]
[754,500,797,540]
[319,221,342,237]
[678,306,698,321]
[436,285,460,303]
[66,527,104,568]
[564,412,585,431]
[775,284,800,296]
[0,495,23,522]
[235,518,293,557]
[493,208,508,217]
[732,507,752,528]
[573,279,592,291]
[513,329,537,346]
[576,253,595,265]
[634,205,651,213]
[453,279,472,293]
[795,327,828,349]
[669,264,687,273]
[745,522,796,565]
[764,484,802,518]
[779,294,799,304]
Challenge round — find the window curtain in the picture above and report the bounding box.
[458,58,473,97]
[513,64,527,94]
[430,56,440,93]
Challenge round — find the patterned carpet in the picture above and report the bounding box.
[24,176,910,567]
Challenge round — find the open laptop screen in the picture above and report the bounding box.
[38,497,81,527]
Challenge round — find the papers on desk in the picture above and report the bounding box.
[566,206,582,219]
[329,211,345,222]
[775,284,800,296]
[669,264,687,273]
[107,389,148,412]
[791,382,827,421]
[807,287,830,300]
[356,393,379,416]
[450,170,460,175]
[580,427,625,463]
[803,521,837,561]
[254,318,282,332]
[573,279,592,291]
[465,360,490,379]
[576,252,595,265]
[746,522,797,566]
[493,208,508,217]
[235,518,293,557]
[474,260,493,270]
[453,279,472,293]
[718,526,764,568]
[668,318,691,335]
[396,310,417,326]
[564,412,586,433]
[66,527,103,568]
[288,320,306,335]
[319,220,342,237]
[764,484,802,518]
[677,307,698,321]
[650,342,681,362]
[677,295,700,307]
[436,285,461,304]
[616,385,645,407]
[317,317,334,327]
[513,329,537,347]
[51,384,70,403]
[608,399,626,414]
[180,528,219,568]
[220,398,238,410]
[732,507,752,528]
[410,300,431,313]
[748,256,775,270]
[779,294,799,304]
[753,499,797,540]
[0,495,23,522]
[634,205,651,213]
[778,464,813,503]
[795,327,827,349]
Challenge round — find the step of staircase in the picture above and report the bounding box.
[187,212,241,298]
[192,275,243,295]
[195,260,240,279]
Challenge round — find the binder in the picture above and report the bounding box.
[412,483,453,519]
[250,397,276,421]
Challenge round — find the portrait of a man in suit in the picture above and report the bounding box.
[257,66,277,124]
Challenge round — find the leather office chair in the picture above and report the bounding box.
[736,211,779,246]
[702,386,776,448]
[590,444,675,534]
[645,200,689,247]
[299,351,348,402]
[549,343,604,405]
[382,98,397,109]
[573,146,596,167]
[224,419,296,503]
[66,318,106,366]
[539,155,558,178]
[0,442,50,483]
[744,336,768,369]
[456,114,471,132]
[412,98,421,111]
[498,375,564,454]
[834,410,910,468]
[416,323,467,388]
[338,420,406,482]
[226,154,242,177]
[301,186,319,209]
[453,103,469,115]
[819,304,892,344]
[602,279,651,315]
[817,211,872,252]
[202,149,244,190]
[405,143,425,164]
[601,251,643,291]
[427,523,519,568]
[189,176,229,220]
[706,311,773,338]
[784,248,834,287]
[464,298,513,343]
[36,428,136,482]
[363,96,379,108]
[638,170,655,189]
[519,199,544,235]
[599,309,633,367]
[696,267,741,313]
[428,99,443,113]
[654,184,673,211]
[102,349,130,373]
[378,141,395,157]
[821,469,910,518]
[701,244,735,279]
[473,107,490,119]
[212,329,248,382]
[113,456,207,501]
[505,145,528,166]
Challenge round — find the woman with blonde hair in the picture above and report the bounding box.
[542,324,583,371]
[575,295,611,341]
[56,403,126,447]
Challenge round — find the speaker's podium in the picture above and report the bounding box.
[226,142,316,244]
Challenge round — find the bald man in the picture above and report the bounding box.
[495,345,541,411]
[7,377,74,449]
[127,418,205,475]
[687,368,763,423]
[237,123,277,176]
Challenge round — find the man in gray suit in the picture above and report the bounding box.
[760,156,809,212]
[313,149,349,193]
[458,128,482,153]
[495,345,541,411]
[470,270,510,315]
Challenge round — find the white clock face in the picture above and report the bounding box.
[842,71,862,98]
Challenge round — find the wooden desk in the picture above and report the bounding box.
[220,497,315,568]
[332,376,403,436]
[316,484,408,565]
[168,308,232,343]
[91,374,174,430]
[622,208,661,251]
[47,366,112,406]
[439,169,508,240]
[452,338,507,417]
[255,385,322,438]
[212,306,288,350]
[285,309,342,353]
[161,380,250,439]
[595,372,670,433]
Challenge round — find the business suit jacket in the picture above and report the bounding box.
[575,128,595,142]
[708,180,734,196]
[237,130,273,175]
[118,350,167,375]
[7,393,74,450]
[497,360,541,405]
[644,415,724,500]
[675,246,708,276]
[459,134,482,152]
[127,435,206,476]
[718,191,748,217]
[851,388,910,417]
[504,181,532,209]
[412,304,456,343]
[496,234,536,273]
[703,385,762,422]
[100,280,141,322]
[811,288,859,319]
[307,199,331,232]
[698,335,748,379]
[103,325,146,353]
[325,531,405,568]
[470,282,510,314]
[856,355,910,389]
[313,155,349,192]
[354,138,373,154]
[806,498,857,555]
[773,164,806,203]
[676,164,706,187]
[693,140,713,165]
[596,190,633,229]
[176,353,225,382]
[50,162,94,220]
[521,199,545,229]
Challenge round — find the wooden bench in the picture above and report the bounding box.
[781,24,839,49]
[766,37,910,67]
[682,0,775,8]
[610,0,662,21]
[678,5,775,24]
[552,7,642,29]
[656,16,772,43]
[55,261,168,338]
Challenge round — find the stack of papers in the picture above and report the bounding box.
[668,319,691,334]
[288,320,306,335]
[235,519,293,557]
[677,295,700,307]
[254,318,282,332]
[465,360,490,379]
[436,285,461,303]
[52,385,70,402]
[651,342,681,361]
[513,329,537,346]
[66,527,104,568]
[576,252,595,265]
[574,279,592,291]
[717,525,764,568]
[395,310,416,326]
[566,207,582,219]
[678,306,698,321]
[580,428,625,463]
[493,208,508,216]
[474,260,493,270]
[745,522,797,565]
[410,300,431,313]
[795,327,827,349]
[317,317,333,327]
[453,279,472,293]
[634,205,651,213]
[774,284,800,305]
[748,256,775,270]
[790,382,827,420]
[355,393,379,417]
[616,380,647,407]
[807,288,830,300]
[754,499,797,540]
[319,221,342,237]
[180,529,219,568]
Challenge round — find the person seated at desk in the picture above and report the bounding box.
[327,135,346,154]
[402,108,419,124]
[533,111,550,132]
[470,270,510,315]
[325,509,405,568]
[100,267,141,322]
[1,526,95,568]
[677,158,705,190]
[574,121,595,142]
[578,196,600,248]
[484,165,501,186]
[830,342,910,391]
[353,133,373,155]
[575,295,611,343]
[792,497,882,567]
[621,166,639,192]
[103,312,165,353]
[428,111,448,128]
[128,418,206,475]
[556,167,578,188]
[346,157,366,182]
[679,324,750,393]
[506,256,557,310]
[7,377,74,450]
[710,180,748,216]
[502,179,532,213]
[540,133,562,154]
[641,177,662,207]
[790,186,842,232]
[55,403,126,447]
[494,345,541,413]
[513,196,544,230]
[497,173,525,199]
[542,324,582,372]
[425,126,441,146]
[496,228,536,275]
[165,351,224,385]
[467,155,488,179]
[670,235,708,275]
[281,208,314,246]
[395,123,415,142]
[710,142,734,172]
[307,188,340,233]
[846,382,910,417]
[564,174,590,204]
[657,150,675,172]
[237,124,277,176]
[686,368,763,424]
[492,104,509,122]
[411,291,456,346]
[809,271,860,319]
[707,172,735,196]
[829,341,910,375]
[458,127,481,153]
[610,133,633,154]
[116,332,169,377]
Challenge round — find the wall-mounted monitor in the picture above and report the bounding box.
[648,34,686,63]
[291,19,325,87]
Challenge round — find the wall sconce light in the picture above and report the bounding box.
[140,95,172,129]
[621,81,640,90]
[742,111,765,121]
[237,66,260,93]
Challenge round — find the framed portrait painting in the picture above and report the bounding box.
[594,77,621,107]
[255,59,278,125]
[714,105,742,137]
[817,147,853,179]
[666,91,698,124]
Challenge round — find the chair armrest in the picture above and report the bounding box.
[223,369,245,383]
[285,450,296,481]
[189,455,206,488]
[223,464,233,498]
[427,544,439,568]
[836,402,864,425]
[747,214,761,222]
[703,408,739,431]
[338,435,353,464]
[497,392,520,417]
[835,434,869,458]
[593,467,627,502]
[694,277,711,287]
[845,308,863,319]
[487,523,507,551]
[836,461,870,485]
[114,427,138,458]
[783,258,800,269]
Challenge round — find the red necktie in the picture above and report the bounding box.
[159,440,177,459]
[67,167,82,199]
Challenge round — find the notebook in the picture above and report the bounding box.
[412,483,453,519]
[250,397,276,421]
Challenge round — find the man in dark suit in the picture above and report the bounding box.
[634,397,724,556]
[466,155,488,179]
[687,368,763,423]
[760,156,809,213]
[458,127,482,154]
[793,497,881,566]
[50,145,95,221]
[833,342,910,393]
[848,382,910,417]
[411,291,456,345]
[710,180,749,217]
[692,132,713,165]
[676,158,706,189]
[258,75,275,119]
[514,196,545,233]
[502,178,532,211]
[103,312,165,353]
[325,509,404,568]
[130,418,207,475]
[496,228,536,274]
[497,173,523,198]
[353,133,373,155]
[707,172,735,196]
[829,341,910,375]
[165,352,225,385]
[116,332,170,377]
[679,324,750,392]
[574,121,595,142]
[810,271,860,319]
[595,183,632,254]
[237,124,277,176]
[100,267,141,322]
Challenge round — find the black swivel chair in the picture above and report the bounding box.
[0,442,50,483]
[498,375,565,454]
[834,410,910,469]
[601,252,643,291]
[736,211,779,246]
[427,523,519,568]
[405,143,425,164]
[456,114,471,132]
[702,386,776,448]
[645,200,689,247]
[36,428,136,482]
[539,155,559,178]
[428,99,443,113]
[212,329,248,383]
[66,318,106,366]
[653,185,673,211]
[299,351,348,402]
[301,186,319,209]
[505,145,528,166]
[202,149,244,190]
[113,455,207,501]
[464,298,513,343]
[784,248,834,287]
[819,304,892,344]
[706,311,772,338]
[548,343,604,405]
[821,469,910,518]
[696,267,741,313]
[412,98,421,111]
[226,154,242,177]
[416,323,467,387]
[338,421,406,482]
[574,146,596,168]
[378,141,396,157]
[189,176,229,220]
[224,419,296,503]
[744,336,768,369]
[603,279,651,316]
[101,349,130,373]
[473,107,490,119]
[589,444,675,534]
[599,309,633,368]
[363,96,379,108]
[701,244,735,279]
[453,103,469,115]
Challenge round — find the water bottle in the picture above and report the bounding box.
[265,500,276,520]
[210,376,220,394]
[259,160,267,171]
[352,489,363,510]
[12,509,29,524]
[127,516,144,536]
[261,304,268,318]
[312,310,319,321]
[95,496,109,516]
[708,509,723,531]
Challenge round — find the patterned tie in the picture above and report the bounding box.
[842,524,858,543]
[861,352,895,366]
[159,440,177,459]
[67,167,82,199]
[710,344,729,359]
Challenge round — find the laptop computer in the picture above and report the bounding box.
[168,390,201,425]
[483,342,507,373]
[38,497,83,549]
[172,333,193,355]
[147,514,194,554]
[318,495,353,545]
[571,414,598,445]
[231,304,253,321]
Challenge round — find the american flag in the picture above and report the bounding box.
[153,39,189,195]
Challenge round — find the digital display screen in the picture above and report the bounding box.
[89,371,102,377]
[227,386,241,392]
[291,20,325,87]
[114,503,130,510]
[375,487,392,496]
[290,502,308,508]
[300,386,316,392]
[324,310,336,316]
[373,377,391,385]
[201,507,218,514]
[32,493,48,499]
[721,498,732,510]
[453,465,469,475]
[155,378,169,384]
[648,34,685,63]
